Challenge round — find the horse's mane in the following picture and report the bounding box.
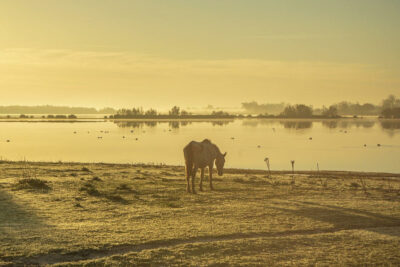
[202,139,222,155]
[213,144,222,155]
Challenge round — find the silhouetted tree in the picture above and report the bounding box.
[321,105,339,118]
[280,104,313,118]
[381,107,400,118]
[242,101,285,115]
[335,101,380,115]
[169,106,180,116]
[281,105,297,117]
[382,95,400,109]
[180,110,191,116]
[145,109,157,116]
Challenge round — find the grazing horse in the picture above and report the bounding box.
[183,139,226,193]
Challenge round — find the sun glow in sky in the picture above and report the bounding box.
[0,0,399,108]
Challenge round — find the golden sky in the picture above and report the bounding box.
[0,0,399,109]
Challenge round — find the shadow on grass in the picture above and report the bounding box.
[0,189,48,252]
[270,201,400,237]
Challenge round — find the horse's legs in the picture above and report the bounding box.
[191,166,198,194]
[199,168,204,191]
[186,172,191,193]
[185,161,192,193]
[209,165,214,190]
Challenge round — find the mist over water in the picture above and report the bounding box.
[0,119,399,173]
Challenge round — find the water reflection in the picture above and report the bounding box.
[321,120,375,129]
[0,119,399,172]
[113,119,400,135]
[113,120,232,129]
[169,121,180,129]
[380,120,400,137]
[241,119,388,131]
[321,120,338,129]
[242,119,314,129]
[280,121,313,129]
[211,121,231,126]
[380,120,400,130]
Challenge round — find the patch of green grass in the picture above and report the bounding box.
[91,176,102,182]
[13,178,51,192]
[0,162,399,266]
[104,194,129,204]
[81,167,91,172]
[115,183,130,191]
[79,182,100,196]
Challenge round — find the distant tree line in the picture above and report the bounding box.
[17,114,78,119]
[108,106,235,119]
[241,102,286,115]
[108,105,340,119]
[3,95,399,119]
[255,104,339,118]
[0,105,115,114]
[242,95,400,118]
[380,95,400,118]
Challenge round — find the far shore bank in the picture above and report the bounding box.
[1,116,397,123]
[1,160,399,177]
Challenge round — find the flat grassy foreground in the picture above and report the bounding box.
[0,162,400,266]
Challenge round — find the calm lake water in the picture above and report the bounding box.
[0,119,399,173]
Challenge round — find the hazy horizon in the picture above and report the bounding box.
[1,0,399,108]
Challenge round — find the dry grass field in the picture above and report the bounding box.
[0,161,399,266]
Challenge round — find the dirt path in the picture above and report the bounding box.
[5,223,400,266]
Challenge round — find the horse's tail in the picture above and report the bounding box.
[183,142,194,178]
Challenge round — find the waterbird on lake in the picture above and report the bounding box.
[130,130,134,133]
[377,144,381,147]
[6,140,10,142]
[97,136,103,139]
[73,131,77,134]
[135,138,138,140]
[257,145,261,148]
[230,137,235,140]
[309,137,312,140]
[122,136,126,139]
[364,144,367,147]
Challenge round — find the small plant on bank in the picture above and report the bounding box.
[14,178,51,192]
[291,160,295,185]
[264,157,271,178]
[81,167,91,172]
[79,182,100,196]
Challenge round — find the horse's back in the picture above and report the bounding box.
[185,140,216,169]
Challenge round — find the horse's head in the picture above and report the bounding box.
[215,152,227,176]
